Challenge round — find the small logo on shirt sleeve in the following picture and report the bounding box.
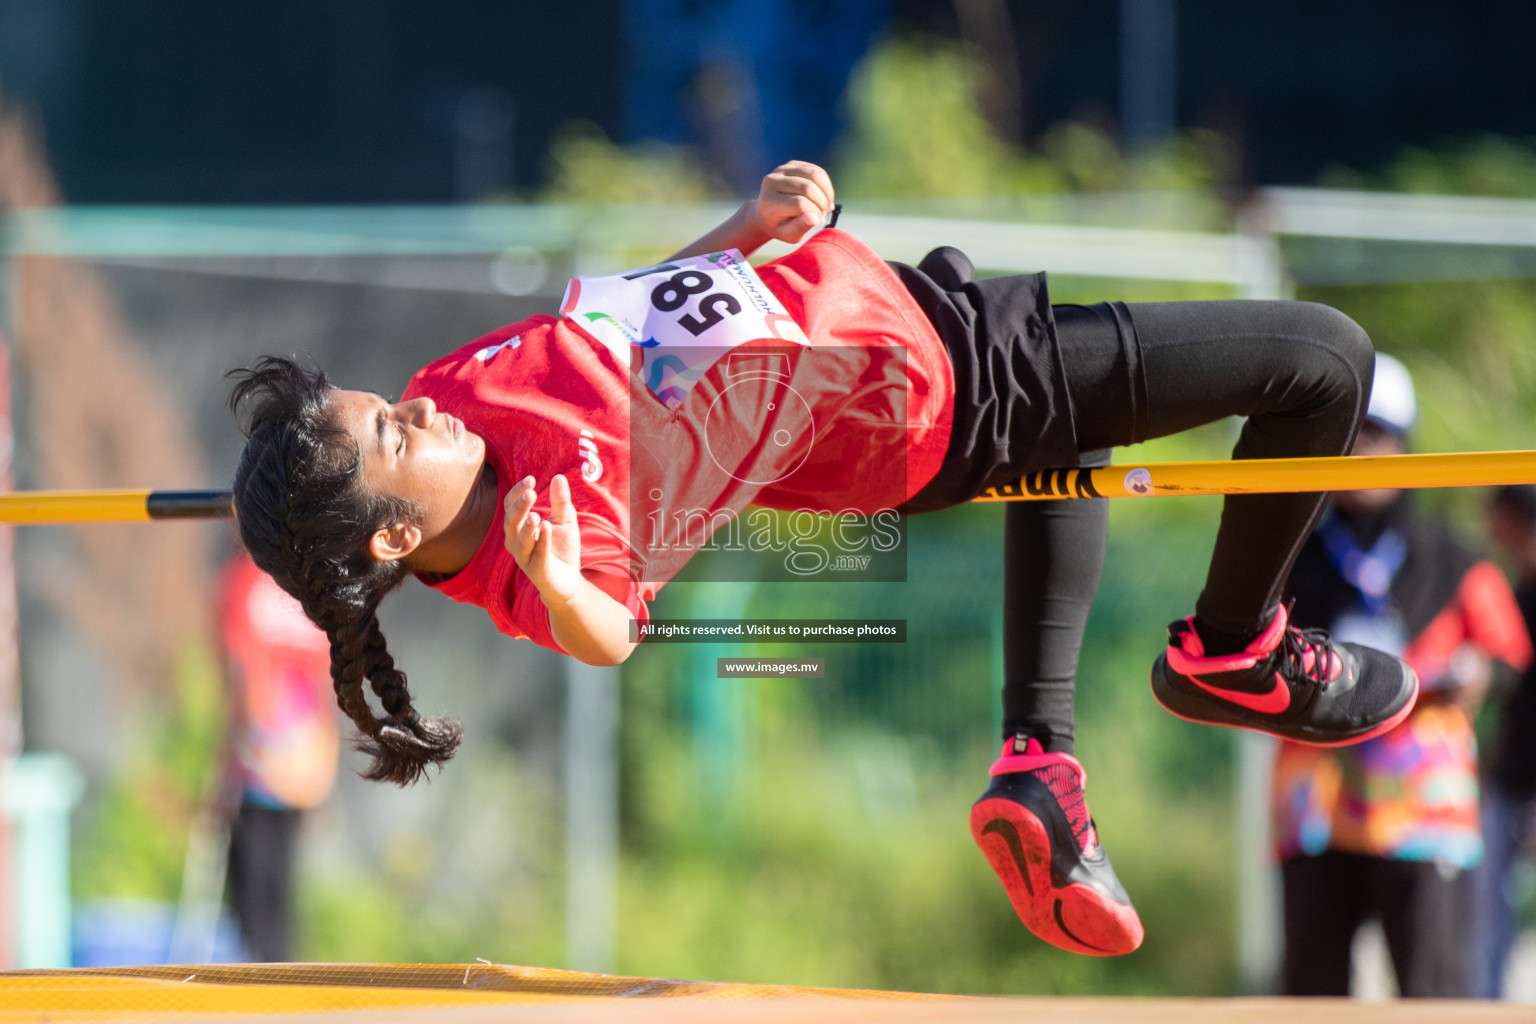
[474,335,522,362]
[578,429,603,483]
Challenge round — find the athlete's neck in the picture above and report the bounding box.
[406,462,500,577]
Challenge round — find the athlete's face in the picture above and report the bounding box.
[327,388,488,563]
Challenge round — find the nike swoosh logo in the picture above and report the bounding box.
[980,819,1035,895]
[1054,898,1112,954]
[1186,670,1291,715]
[981,815,1121,954]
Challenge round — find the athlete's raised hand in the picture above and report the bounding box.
[505,474,583,602]
[667,160,836,261]
[751,161,836,244]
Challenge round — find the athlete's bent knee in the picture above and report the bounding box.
[1292,301,1373,399]
[1300,302,1372,371]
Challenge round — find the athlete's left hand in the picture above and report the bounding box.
[666,160,837,261]
[750,161,836,244]
[505,474,583,602]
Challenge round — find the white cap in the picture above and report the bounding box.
[1367,352,1416,435]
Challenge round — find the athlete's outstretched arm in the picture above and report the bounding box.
[505,474,637,665]
[669,161,836,261]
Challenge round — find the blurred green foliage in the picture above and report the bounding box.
[1322,135,1536,198]
[539,37,1234,233]
[295,745,568,968]
[1300,278,1536,528]
[833,38,1232,202]
[1300,135,1536,524]
[543,121,729,203]
[74,645,223,903]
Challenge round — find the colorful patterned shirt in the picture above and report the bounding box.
[1273,500,1531,866]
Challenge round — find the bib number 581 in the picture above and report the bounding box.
[649,270,743,338]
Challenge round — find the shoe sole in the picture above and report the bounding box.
[1148,656,1419,747]
[969,798,1145,956]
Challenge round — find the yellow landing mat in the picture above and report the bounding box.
[1,962,938,1021]
[0,963,1530,1023]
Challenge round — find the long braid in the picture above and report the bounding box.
[332,610,461,785]
[229,356,461,786]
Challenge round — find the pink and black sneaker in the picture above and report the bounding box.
[970,738,1144,957]
[1150,604,1418,746]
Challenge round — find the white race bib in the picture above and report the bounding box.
[559,249,808,408]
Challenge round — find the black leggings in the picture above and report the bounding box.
[1281,852,1471,997]
[228,801,300,962]
[1003,300,1374,750]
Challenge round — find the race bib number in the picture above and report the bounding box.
[559,249,808,408]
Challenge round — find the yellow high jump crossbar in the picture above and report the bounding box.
[970,449,1536,502]
[0,450,1530,524]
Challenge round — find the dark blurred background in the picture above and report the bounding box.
[2,0,1535,203]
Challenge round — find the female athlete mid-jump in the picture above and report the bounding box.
[229,160,1416,957]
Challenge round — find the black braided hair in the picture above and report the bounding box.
[227,356,462,785]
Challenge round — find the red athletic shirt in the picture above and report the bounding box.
[405,228,952,653]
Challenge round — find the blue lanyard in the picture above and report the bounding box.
[1317,511,1408,618]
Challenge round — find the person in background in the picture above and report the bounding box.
[1476,484,1536,997]
[218,549,339,962]
[1272,353,1532,997]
